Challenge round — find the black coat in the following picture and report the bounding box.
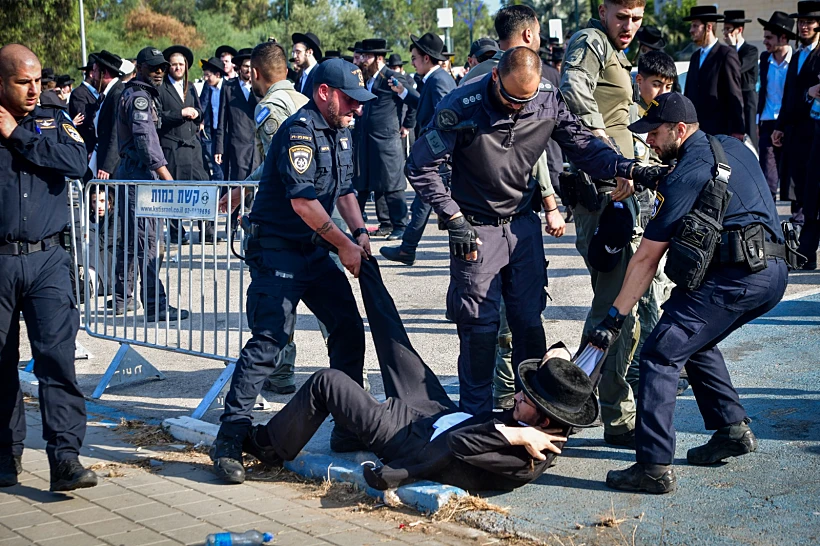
[402,67,456,137]
[738,41,759,146]
[684,42,745,136]
[354,67,417,193]
[199,81,226,145]
[96,80,125,175]
[216,78,260,181]
[157,78,208,181]
[68,82,100,155]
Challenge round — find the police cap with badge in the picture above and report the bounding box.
[312,58,377,102]
[137,47,170,70]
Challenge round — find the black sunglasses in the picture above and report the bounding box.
[497,75,539,104]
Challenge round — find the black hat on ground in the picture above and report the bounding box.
[348,41,363,53]
[137,47,169,69]
[200,57,226,76]
[587,201,634,273]
[469,37,499,59]
[56,75,74,87]
[292,32,323,60]
[95,50,126,75]
[215,45,237,58]
[636,26,666,50]
[518,356,599,428]
[790,1,820,19]
[723,10,752,24]
[41,67,55,83]
[324,50,342,60]
[683,5,724,22]
[163,45,193,68]
[628,91,698,133]
[387,53,405,66]
[234,48,253,62]
[759,11,798,39]
[358,38,392,55]
[409,32,447,62]
[312,58,376,102]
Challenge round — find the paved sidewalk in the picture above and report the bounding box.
[0,405,496,546]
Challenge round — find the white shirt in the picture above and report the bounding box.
[240,79,252,101]
[761,47,792,122]
[210,78,223,129]
[168,74,185,101]
[398,64,440,100]
[735,37,745,51]
[430,412,473,441]
[699,37,718,68]
[798,39,818,73]
[299,63,316,93]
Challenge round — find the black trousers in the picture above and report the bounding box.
[0,247,85,465]
[758,120,782,200]
[263,258,457,462]
[797,120,820,266]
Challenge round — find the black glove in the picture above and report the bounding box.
[589,306,628,350]
[631,164,671,192]
[446,215,478,260]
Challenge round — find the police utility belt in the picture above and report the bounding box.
[663,136,797,291]
[440,210,528,229]
[240,216,315,252]
[558,170,617,212]
[0,234,64,256]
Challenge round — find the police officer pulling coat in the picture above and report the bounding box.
[593,93,789,494]
[0,44,98,492]
[211,59,376,485]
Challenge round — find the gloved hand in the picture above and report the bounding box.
[446,215,478,260]
[631,164,671,192]
[589,306,628,350]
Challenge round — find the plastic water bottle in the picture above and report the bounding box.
[205,530,274,546]
[810,97,820,121]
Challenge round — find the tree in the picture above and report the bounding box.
[0,0,80,73]
[287,0,370,53]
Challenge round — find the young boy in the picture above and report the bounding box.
[635,50,677,115]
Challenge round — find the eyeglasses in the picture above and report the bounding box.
[498,75,539,104]
[291,48,306,56]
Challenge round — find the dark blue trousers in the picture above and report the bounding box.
[220,246,365,430]
[0,247,84,465]
[400,193,432,254]
[636,259,789,464]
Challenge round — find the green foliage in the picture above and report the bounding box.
[0,0,80,74]
[656,0,698,59]
[288,0,371,53]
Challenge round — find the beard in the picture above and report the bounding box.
[326,95,348,128]
[656,141,680,162]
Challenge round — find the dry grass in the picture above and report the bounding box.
[434,494,510,523]
[114,418,177,447]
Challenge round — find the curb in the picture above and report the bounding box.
[162,416,467,514]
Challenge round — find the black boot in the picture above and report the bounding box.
[606,463,676,494]
[243,426,282,467]
[687,419,757,465]
[0,454,22,488]
[211,425,248,484]
[50,460,98,492]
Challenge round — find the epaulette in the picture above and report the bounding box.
[459,91,483,107]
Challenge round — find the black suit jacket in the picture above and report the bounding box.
[685,42,745,136]
[96,80,125,175]
[68,82,100,155]
[737,41,759,142]
[199,81,226,146]
[157,78,207,181]
[217,78,260,180]
[402,67,456,137]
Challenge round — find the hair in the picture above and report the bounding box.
[638,50,677,81]
[409,44,430,63]
[763,26,790,41]
[251,41,288,82]
[603,0,647,8]
[498,46,542,80]
[494,5,539,42]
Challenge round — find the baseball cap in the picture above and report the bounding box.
[628,92,698,133]
[136,47,170,68]
[587,201,634,273]
[469,37,499,59]
[312,58,376,102]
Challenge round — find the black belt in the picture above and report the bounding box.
[464,210,528,227]
[0,234,63,256]
[717,231,787,265]
[246,234,315,252]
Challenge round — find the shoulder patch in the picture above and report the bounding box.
[36,118,56,129]
[288,144,313,174]
[435,108,459,130]
[263,117,279,135]
[650,192,664,220]
[62,123,84,143]
[538,81,553,91]
[589,37,606,65]
[424,129,447,155]
[134,96,149,111]
[340,137,349,150]
[255,106,271,125]
[290,133,312,142]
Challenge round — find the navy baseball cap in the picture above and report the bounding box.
[313,58,376,102]
[469,37,499,59]
[136,47,169,68]
[628,92,699,133]
[587,201,634,273]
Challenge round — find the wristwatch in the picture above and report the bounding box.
[351,227,369,239]
[606,305,628,328]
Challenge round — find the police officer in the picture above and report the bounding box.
[560,0,645,449]
[0,44,98,491]
[593,93,789,494]
[211,59,376,484]
[114,47,188,322]
[406,47,662,415]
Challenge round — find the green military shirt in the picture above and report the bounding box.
[560,18,634,159]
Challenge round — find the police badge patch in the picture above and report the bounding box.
[62,123,84,143]
[134,97,149,110]
[650,192,664,219]
[289,145,313,174]
[263,117,279,135]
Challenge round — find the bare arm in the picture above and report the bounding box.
[612,238,669,315]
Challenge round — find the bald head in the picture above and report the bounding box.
[490,47,542,114]
[0,44,40,80]
[0,44,42,117]
[498,47,541,82]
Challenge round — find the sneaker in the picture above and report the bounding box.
[604,429,636,450]
[687,420,757,465]
[606,463,676,494]
[145,306,189,322]
[211,428,247,484]
[50,459,98,492]
[243,425,282,467]
[367,225,392,237]
[379,246,416,265]
[0,454,22,488]
[385,229,405,241]
[330,425,367,453]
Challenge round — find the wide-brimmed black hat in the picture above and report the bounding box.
[234,48,253,62]
[78,54,97,71]
[637,26,666,50]
[324,50,342,60]
[200,57,226,76]
[791,1,820,19]
[342,54,355,63]
[587,201,634,273]
[387,53,405,66]
[41,67,55,83]
[348,41,363,53]
[410,32,447,62]
[759,11,798,39]
[723,10,752,24]
[215,45,237,58]
[518,357,599,428]
[163,45,193,68]
[683,5,724,22]
[292,32,323,60]
[95,50,125,76]
[56,74,74,87]
[359,38,392,55]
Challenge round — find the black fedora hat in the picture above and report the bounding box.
[77,53,97,71]
[56,74,74,87]
[636,25,666,50]
[348,41,363,53]
[410,32,447,62]
[324,50,342,59]
[94,50,125,76]
[759,11,798,39]
[683,5,724,22]
[790,0,820,19]
[292,32,323,60]
[359,38,392,55]
[200,57,226,76]
[215,45,237,58]
[234,47,253,62]
[723,10,752,24]
[163,45,193,68]
[518,357,599,428]
[342,54,355,63]
[387,53,405,66]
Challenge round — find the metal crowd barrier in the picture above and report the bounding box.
[76,179,260,418]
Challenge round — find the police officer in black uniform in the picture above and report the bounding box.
[211,59,376,484]
[406,47,662,415]
[0,44,98,491]
[591,93,789,494]
[114,47,188,321]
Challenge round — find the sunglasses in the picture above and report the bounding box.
[498,75,539,104]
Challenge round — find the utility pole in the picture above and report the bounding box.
[443,0,452,55]
[79,0,87,67]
